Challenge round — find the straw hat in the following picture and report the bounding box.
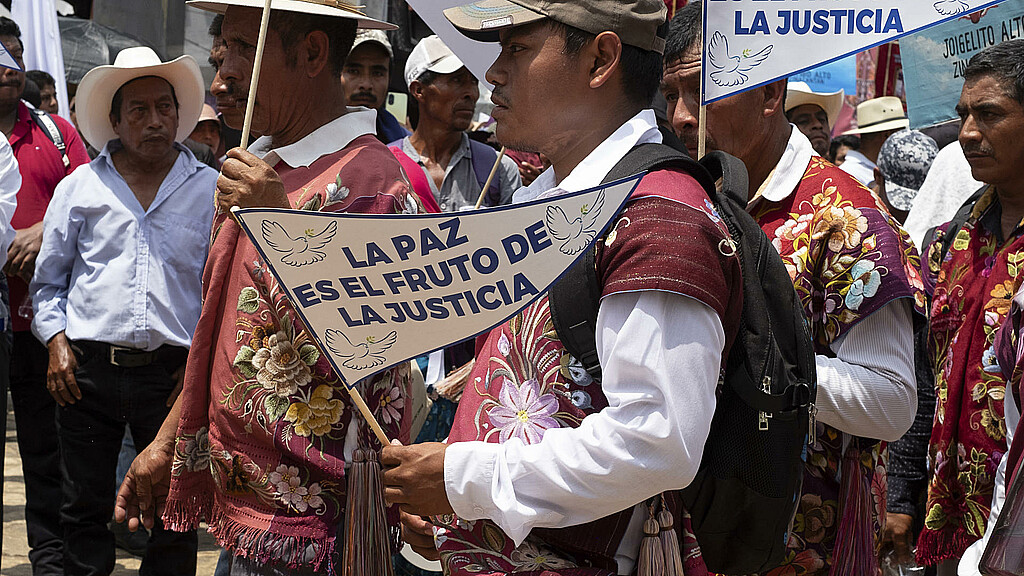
[785,81,844,128]
[76,47,205,151]
[842,96,909,136]
[197,102,219,125]
[186,0,397,30]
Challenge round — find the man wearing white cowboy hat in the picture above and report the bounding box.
[785,81,844,157]
[839,96,910,187]
[114,2,420,574]
[30,45,217,576]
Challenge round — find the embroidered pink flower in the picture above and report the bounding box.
[489,377,559,444]
[302,482,325,511]
[270,464,308,509]
[252,331,312,397]
[379,384,405,425]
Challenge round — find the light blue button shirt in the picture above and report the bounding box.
[31,140,218,350]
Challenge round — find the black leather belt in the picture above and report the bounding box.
[70,341,188,369]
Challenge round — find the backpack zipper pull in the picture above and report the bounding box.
[808,403,817,446]
[758,375,772,431]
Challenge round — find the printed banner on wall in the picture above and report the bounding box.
[233,175,641,389]
[702,0,1002,104]
[902,0,1024,129]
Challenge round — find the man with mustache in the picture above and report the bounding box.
[913,39,1024,575]
[0,16,90,576]
[30,46,216,576]
[395,35,520,212]
[342,29,409,144]
[659,3,922,574]
[114,2,420,574]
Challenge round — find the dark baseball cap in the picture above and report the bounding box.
[443,0,668,54]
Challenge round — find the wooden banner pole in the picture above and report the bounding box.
[474,146,507,209]
[237,0,394,447]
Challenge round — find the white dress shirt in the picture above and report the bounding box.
[0,138,20,330]
[445,110,723,574]
[839,149,878,188]
[759,127,917,442]
[249,107,378,169]
[32,141,216,349]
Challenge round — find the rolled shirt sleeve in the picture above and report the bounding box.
[444,290,723,545]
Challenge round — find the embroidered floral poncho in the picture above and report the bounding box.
[916,186,1017,565]
[163,136,418,570]
[750,157,926,576]
[432,169,743,575]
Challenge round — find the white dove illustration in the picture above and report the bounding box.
[934,0,969,15]
[707,31,773,87]
[545,189,605,256]
[261,220,337,267]
[325,329,398,371]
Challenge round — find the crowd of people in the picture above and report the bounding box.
[0,1,1023,576]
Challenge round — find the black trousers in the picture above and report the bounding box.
[56,345,197,576]
[9,331,64,575]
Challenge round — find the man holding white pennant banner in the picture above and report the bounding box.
[702,0,1004,105]
[231,176,640,391]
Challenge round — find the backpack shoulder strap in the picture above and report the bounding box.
[389,146,442,214]
[548,142,710,382]
[468,138,502,206]
[933,185,987,262]
[29,108,69,169]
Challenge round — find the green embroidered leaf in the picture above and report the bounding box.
[299,344,320,366]
[237,287,260,313]
[236,361,257,379]
[265,395,288,422]
[234,346,256,365]
[300,194,323,212]
[924,503,947,531]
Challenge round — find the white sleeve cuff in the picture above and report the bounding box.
[444,440,500,522]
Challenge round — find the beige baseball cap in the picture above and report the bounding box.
[443,0,668,54]
[352,29,393,58]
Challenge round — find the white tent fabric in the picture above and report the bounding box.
[12,0,72,119]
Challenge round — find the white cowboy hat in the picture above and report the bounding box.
[785,81,844,129]
[842,96,910,136]
[77,47,205,151]
[186,0,398,30]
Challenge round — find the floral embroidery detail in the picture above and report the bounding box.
[811,204,868,252]
[488,377,560,444]
[497,332,511,357]
[379,383,406,425]
[182,427,211,472]
[326,178,350,204]
[253,331,312,397]
[845,260,881,311]
[285,385,343,437]
[509,541,575,570]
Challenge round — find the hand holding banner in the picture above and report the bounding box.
[233,175,641,403]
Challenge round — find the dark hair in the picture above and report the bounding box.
[828,134,860,162]
[110,76,180,122]
[26,70,55,90]
[209,14,224,37]
[664,0,701,65]
[270,11,357,76]
[22,78,39,108]
[964,39,1024,105]
[0,16,21,49]
[550,20,663,108]
[416,70,440,87]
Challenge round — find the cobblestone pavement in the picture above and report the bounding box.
[3,399,221,575]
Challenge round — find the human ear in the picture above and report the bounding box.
[303,29,331,78]
[588,32,623,90]
[763,79,787,118]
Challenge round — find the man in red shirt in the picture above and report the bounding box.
[0,16,90,576]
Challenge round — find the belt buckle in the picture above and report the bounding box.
[109,345,132,367]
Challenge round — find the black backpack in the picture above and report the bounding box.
[548,136,817,574]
